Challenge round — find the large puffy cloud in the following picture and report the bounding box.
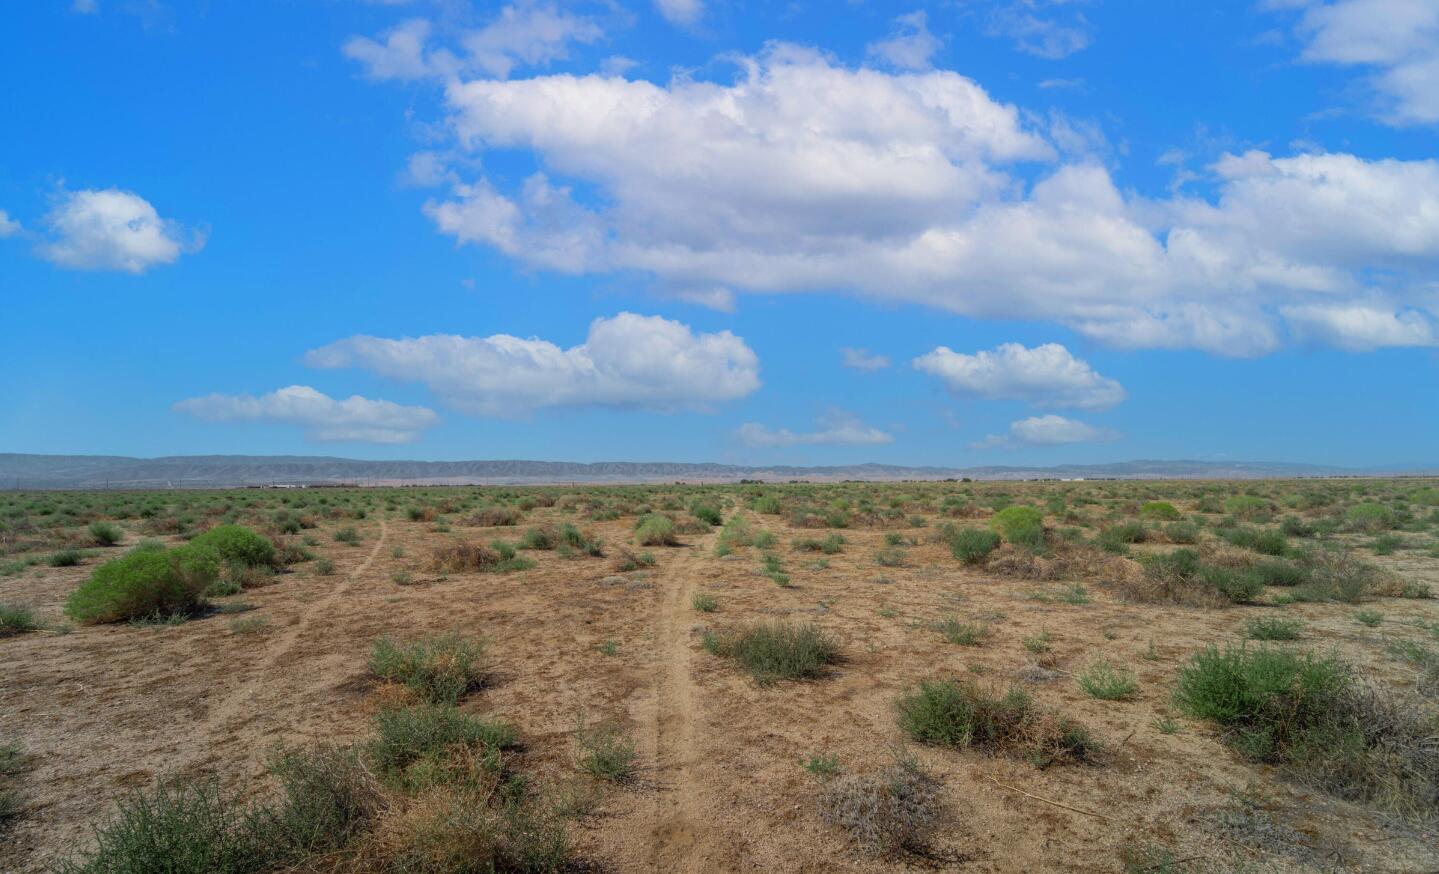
[39,188,201,273]
[1279,0,1439,126]
[305,312,760,416]
[975,414,1120,448]
[913,342,1125,410]
[174,385,439,444]
[736,410,893,448]
[366,42,1439,355]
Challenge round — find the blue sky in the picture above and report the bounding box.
[2,0,1437,467]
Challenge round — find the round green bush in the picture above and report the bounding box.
[946,527,1000,565]
[1345,502,1394,532]
[1139,501,1181,521]
[189,524,276,567]
[65,544,219,624]
[634,514,678,547]
[988,506,1044,548]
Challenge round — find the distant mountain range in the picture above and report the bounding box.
[1,453,1433,489]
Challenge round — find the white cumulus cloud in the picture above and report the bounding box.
[305,312,760,417]
[174,385,439,444]
[736,410,894,448]
[39,188,201,273]
[913,342,1125,410]
[369,42,1439,355]
[975,413,1120,448]
[1278,0,1439,126]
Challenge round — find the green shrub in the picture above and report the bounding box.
[1076,659,1138,700]
[793,534,845,554]
[634,514,678,547]
[574,720,636,781]
[691,592,718,612]
[48,548,84,567]
[703,621,838,684]
[367,704,517,789]
[935,617,987,646]
[369,633,486,705]
[945,527,1000,565]
[0,603,39,636]
[53,780,266,874]
[1139,501,1181,521]
[989,506,1044,549]
[689,500,723,526]
[518,526,557,550]
[1244,617,1303,641]
[895,680,1097,765]
[1221,526,1288,556]
[88,521,123,546]
[1163,521,1200,544]
[1347,502,1395,532]
[65,545,219,624]
[751,495,782,514]
[333,526,361,545]
[1173,645,1349,763]
[189,525,276,568]
[1223,495,1271,521]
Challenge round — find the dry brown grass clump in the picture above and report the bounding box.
[430,542,502,573]
[818,757,943,859]
[468,507,522,527]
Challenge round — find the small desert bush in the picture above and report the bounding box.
[633,514,678,547]
[703,621,839,684]
[53,780,266,874]
[189,525,276,569]
[1346,501,1395,532]
[0,603,38,636]
[896,680,1097,766]
[65,544,219,624]
[792,533,845,554]
[935,616,987,646]
[1076,659,1139,700]
[370,633,487,705]
[1244,616,1303,641]
[1126,549,1261,606]
[1223,495,1271,521]
[818,756,942,859]
[333,526,361,545]
[1139,501,1181,521]
[989,506,1044,549]
[691,592,718,612]
[88,521,123,546]
[1173,645,1439,819]
[367,704,518,790]
[574,719,637,781]
[1221,526,1287,557]
[689,500,723,526]
[611,547,656,572]
[468,506,521,527]
[430,542,532,574]
[48,547,84,567]
[944,526,1000,565]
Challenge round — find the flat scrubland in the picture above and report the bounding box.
[2,480,1438,873]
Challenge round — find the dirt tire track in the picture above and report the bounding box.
[650,530,717,873]
[183,515,389,761]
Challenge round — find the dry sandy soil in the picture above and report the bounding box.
[2,491,1438,873]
